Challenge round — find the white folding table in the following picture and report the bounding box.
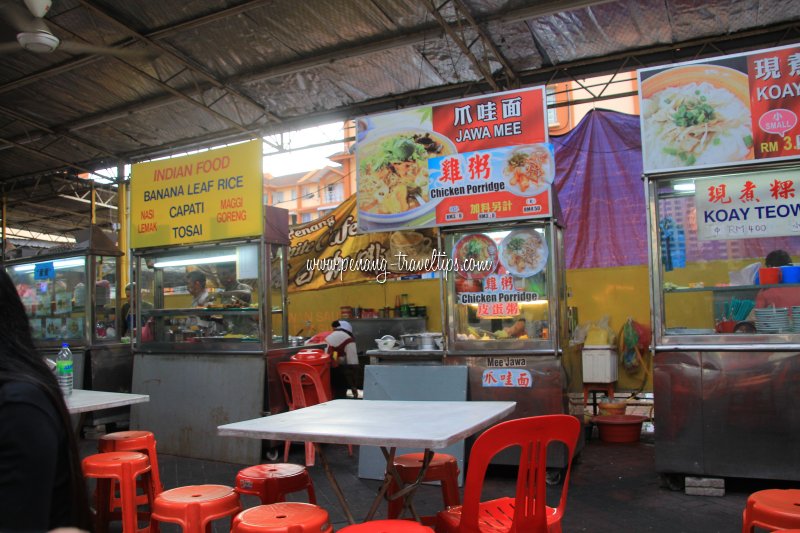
[217,399,515,524]
[66,389,150,414]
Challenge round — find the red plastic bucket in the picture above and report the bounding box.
[593,415,648,443]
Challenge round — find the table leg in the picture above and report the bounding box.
[315,443,356,525]
[365,447,397,521]
[366,447,434,522]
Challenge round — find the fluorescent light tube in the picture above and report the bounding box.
[13,257,85,273]
[153,254,237,268]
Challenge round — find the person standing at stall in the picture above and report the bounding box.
[216,263,252,305]
[0,270,92,532]
[325,320,359,399]
[187,270,211,307]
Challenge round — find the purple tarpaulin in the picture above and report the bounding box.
[552,110,799,270]
[553,109,647,269]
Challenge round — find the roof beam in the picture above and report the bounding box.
[75,0,281,124]
[422,0,501,91]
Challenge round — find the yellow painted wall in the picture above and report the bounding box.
[565,265,652,392]
[289,265,658,392]
[288,278,443,336]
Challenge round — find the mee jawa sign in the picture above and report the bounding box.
[289,196,437,291]
[130,140,263,248]
[638,43,800,175]
[356,87,553,233]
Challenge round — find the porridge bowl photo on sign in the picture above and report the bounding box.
[502,144,555,197]
[499,229,548,278]
[357,128,456,224]
[641,64,753,170]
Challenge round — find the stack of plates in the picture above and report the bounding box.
[793,307,800,333]
[754,307,791,333]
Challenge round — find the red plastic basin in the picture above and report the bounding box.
[593,414,648,443]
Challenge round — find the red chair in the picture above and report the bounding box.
[742,489,800,533]
[235,463,316,504]
[436,415,581,533]
[231,502,333,533]
[277,361,352,466]
[339,519,434,532]
[387,453,460,520]
[151,484,242,533]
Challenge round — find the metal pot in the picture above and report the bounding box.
[289,336,305,347]
[419,332,442,350]
[400,334,420,349]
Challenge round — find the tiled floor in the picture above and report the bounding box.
[80,424,788,533]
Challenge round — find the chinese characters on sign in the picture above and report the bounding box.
[481,368,533,388]
[356,87,552,233]
[695,168,800,240]
[638,43,800,174]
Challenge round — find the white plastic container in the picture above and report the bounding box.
[581,344,618,383]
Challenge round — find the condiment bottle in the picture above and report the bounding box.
[400,294,410,317]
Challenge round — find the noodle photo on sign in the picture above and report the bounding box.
[641,64,753,172]
[357,129,456,223]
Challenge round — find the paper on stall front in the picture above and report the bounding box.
[729,262,760,286]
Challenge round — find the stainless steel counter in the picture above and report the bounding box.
[366,348,444,365]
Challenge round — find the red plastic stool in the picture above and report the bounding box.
[236,463,316,505]
[99,430,164,493]
[339,519,434,532]
[231,502,333,533]
[151,484,242,533]
[387,453,460,520]
[742,489,800,533]
[82,451,155,533]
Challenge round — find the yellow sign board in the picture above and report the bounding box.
[130,140,263,248]
[288,196,437,291]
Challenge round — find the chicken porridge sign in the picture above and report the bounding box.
[355,87,552,233]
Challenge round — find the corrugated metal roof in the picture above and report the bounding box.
[0,0,799,241]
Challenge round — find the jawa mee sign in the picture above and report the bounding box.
[289,196,436,291]
[130,140,263,248]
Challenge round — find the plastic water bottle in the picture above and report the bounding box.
[56,343,73,396]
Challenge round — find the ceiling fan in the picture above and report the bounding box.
[0,0,152,58]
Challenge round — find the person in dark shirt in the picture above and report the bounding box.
[0,270,92,532]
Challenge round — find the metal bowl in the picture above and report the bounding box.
[400,333,420,349]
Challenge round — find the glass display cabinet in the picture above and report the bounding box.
[647,167,800,483]
[132,240,267,353]
[440,218,575,470]
[2,225,127,400]
[442,220,567,354]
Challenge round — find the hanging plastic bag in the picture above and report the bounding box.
[585,315,616,346]
[618,318,651,374]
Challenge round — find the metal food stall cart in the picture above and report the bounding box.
[355,86,580,478]
[129,206,315,464]
[440,213,576,473]
[639,44,800,486]
[3,225,131,428]
[128,141,312,464]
